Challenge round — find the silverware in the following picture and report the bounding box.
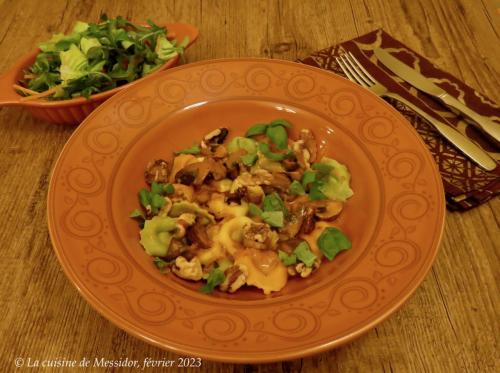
[373,48,500,144]
[336,52,497,171]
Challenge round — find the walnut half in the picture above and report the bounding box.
[220,265,248,293]
[172,256,203,281]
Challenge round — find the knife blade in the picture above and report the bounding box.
[374,48,500,143]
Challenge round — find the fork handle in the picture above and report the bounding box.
[385,92,497,172]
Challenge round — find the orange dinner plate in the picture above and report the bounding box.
[47,58,445,363]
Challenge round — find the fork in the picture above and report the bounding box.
[336,52,497,172]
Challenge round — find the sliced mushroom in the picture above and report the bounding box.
[169,154,199,183]
[309,200,343,220]
[300,205,316,234]
[244,185,264,204]
[292,140,309,169]
[279,207,304,239]
[161,238,187,261]
[204,128,229,145]
[227,186,247,204]
[175,159,226,185]
[175,162,207,185]
[207,158,227,180]
[299,129,317,163]
[269,173,291,192]
[170,184,194,202]
[225,149,245,171]
[186,223,212,249]
[193,185,212,204]
[211,145,228,159]
[276,238,303,254]
[144,159,169,184]
[282,157,300,172]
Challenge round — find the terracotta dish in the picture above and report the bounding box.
[47,58,445,362]
[0,23,198,125]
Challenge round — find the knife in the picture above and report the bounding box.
[374,48,500,144]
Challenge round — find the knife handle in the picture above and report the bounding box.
[441,93,500,144]
[386,93,497,171]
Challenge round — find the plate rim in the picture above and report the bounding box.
[47,57,446,363]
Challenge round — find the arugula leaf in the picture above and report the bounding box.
[278,250,297,266]
[129,209,144,218]
[261,211,284,228]
[151,182,163,195]
[248,203,263,217]
[241,153,258,166]
[151,194,166,212]
[151,182,175,195]
[246,119,291,138]
[290,180,305,195]
[245,123,268,137]
[199,268,225,294]
[138,188,151,208]
[301,170,316,188]
[153,257,170,272]
[269,119,292,128]
[293,241,317,267]
[262,193,287,213]
[317,227,352,260]
[258,142,290,161]
[308,182,328,200]
[266,125,288,149]
[176,144,201,155]
[163,183,175,194]
[312,162,334,176]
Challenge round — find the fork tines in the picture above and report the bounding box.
[336,52,375,88]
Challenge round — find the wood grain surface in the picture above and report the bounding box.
[0,0,498,372]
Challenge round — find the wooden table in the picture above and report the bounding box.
[0,0,498,371]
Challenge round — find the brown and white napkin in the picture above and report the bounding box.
[298,29,500,211]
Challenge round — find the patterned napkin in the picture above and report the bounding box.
[298,29,500,211]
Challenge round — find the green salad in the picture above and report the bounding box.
[17,15,188,100]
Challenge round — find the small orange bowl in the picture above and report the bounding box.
[0,23,198,125]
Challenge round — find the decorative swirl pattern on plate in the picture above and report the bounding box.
[337,279,379,310]
[244,65,275,92]
[328,89,364,116]
[359,115,395,144]
[386,151,424,179]
[86,257,131,285]
[389,192,430,221]
[284,73,317,99]
[117,97,153,127]
[199,310,249,342]
[270,307,319,339]
[156,79,188,104]
[320,278,379,315]
[65,166,104,195]
[60,207,103,238]
[199,68,234,95]
[83,127,120,154]
[124,291,177,326]
[374,240,420,272]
